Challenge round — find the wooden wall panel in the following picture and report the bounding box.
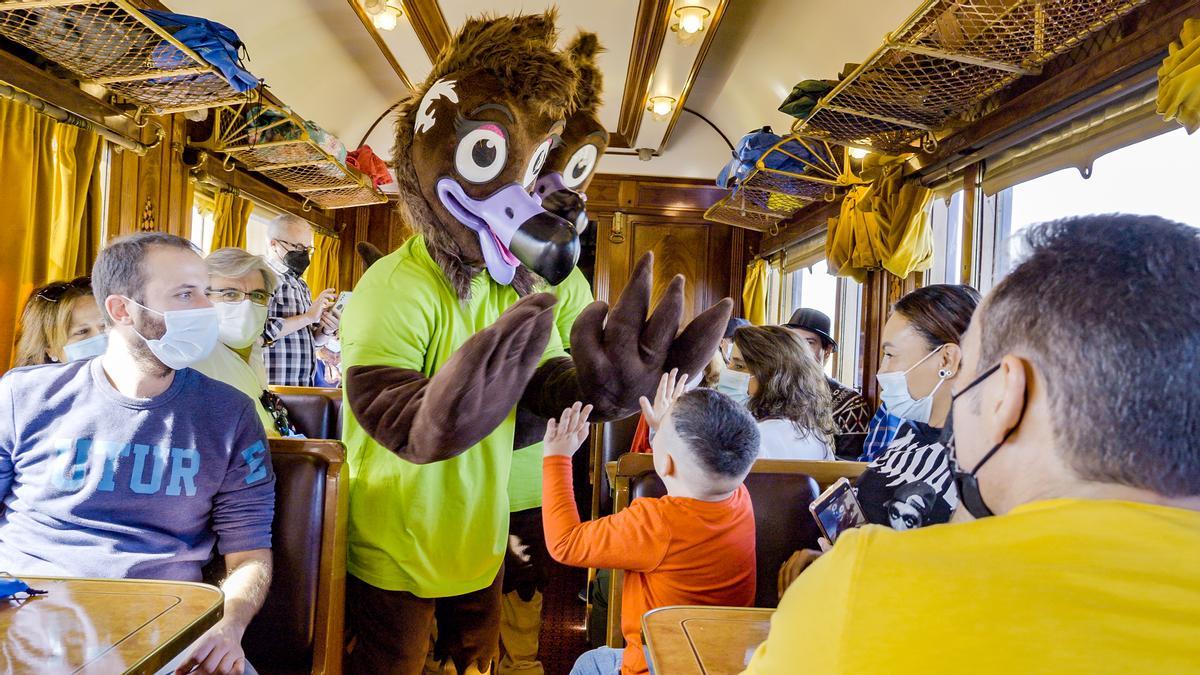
[628,219,709,322]
[105,114,192,240]
[336,202,409,290]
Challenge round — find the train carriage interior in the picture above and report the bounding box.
[1,0,1199,673]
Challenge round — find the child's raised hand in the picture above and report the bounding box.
[638,369,690,434]
[543,402,594,457]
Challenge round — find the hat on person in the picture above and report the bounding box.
[784,308,836,350]
[725,317,751,339]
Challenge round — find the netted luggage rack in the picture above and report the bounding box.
[207,103,386,211]
[704,138,849,233]
[0,0,254,114]
[793,0,1148,154]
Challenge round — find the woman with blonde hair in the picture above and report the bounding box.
[721,325,836,460]
[192,247,292,436]
[13,277,107,367]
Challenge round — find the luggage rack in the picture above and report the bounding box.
[0,0,254,115]
[205,102,387,211]
[705,0,1148,232]
[704,138,849,233]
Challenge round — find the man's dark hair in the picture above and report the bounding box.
[671,388,760,478]
[979,214,1200,496]
[92,232,199,324]
[894,284,980,349]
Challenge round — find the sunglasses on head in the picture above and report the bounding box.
[35,276,91,303]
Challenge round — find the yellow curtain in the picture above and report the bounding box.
[742,258,768,325]
[826,154,933,281]
[210,190,253,250]
[1158,18,1200,133]
[0,96,103,370]
[305,232,342,295]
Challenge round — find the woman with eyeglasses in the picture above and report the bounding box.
[191,247,293,437]
[13,277,108,367]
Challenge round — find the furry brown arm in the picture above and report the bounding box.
[347,293,557,463]
[518,253,732,423]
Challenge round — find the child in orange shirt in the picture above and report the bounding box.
[542,370,760,675]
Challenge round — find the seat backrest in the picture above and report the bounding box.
[242,438,347,674]
[607,455,867,645]
[593,415,641,516]
[271,386,343,439]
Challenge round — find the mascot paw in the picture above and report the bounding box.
[569,252,732,418]
[415,293,558,454]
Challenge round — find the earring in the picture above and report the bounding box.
[938,369,952,378]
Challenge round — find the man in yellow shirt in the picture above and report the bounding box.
[747,214,1200,673]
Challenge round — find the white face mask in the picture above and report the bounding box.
[215,300,267,350]
[876,344,948,424]
[325,337,341,354]
[126,299,219,370]
[63,333,108,362]
[716,368,752,406]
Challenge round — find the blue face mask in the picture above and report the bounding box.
[63,333,108,362]
[716,368,752,406]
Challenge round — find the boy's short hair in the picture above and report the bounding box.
[670,389,760,478]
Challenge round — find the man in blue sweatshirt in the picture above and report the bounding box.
[0,232,275,675]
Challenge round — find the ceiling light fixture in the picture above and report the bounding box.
[670,5,711,43]
[848,146,870,159]
[647,95,677,120]
[363,0,403,31]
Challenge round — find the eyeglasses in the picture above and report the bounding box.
[206,288,273,306]
[35,276,91,303]
[275,239,315,255]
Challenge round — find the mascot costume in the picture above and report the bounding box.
[500,31,609,673]
[340,13,730,674]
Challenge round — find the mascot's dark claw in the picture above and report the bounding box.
[567,251,729,418]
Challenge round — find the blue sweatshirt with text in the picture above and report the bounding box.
[0,358,274,581]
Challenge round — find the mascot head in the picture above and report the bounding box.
[394,12,580,297]
[535,31,609,234]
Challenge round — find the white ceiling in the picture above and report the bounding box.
[170,0,922,182]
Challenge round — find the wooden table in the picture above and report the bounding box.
[643,605,773,675]
[0,577,224,674]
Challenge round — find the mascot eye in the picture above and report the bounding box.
[562,144,599,189]
[523,139,554,189]
[455,124,508,183]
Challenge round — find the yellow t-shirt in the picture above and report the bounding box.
[744,499,1200,674]
[191,343,278,437]
[340,236,565,597]
[507,266,594,513]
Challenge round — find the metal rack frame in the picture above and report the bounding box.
[0,0,256,114]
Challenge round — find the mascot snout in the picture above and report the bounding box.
[437,178,580,286]
[535,171,589,233]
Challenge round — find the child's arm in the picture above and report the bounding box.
[542,404,670,572]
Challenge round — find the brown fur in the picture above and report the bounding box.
[567,32,603,113]
[393,12,579,299]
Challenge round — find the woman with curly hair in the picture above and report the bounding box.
[722,325,835,460]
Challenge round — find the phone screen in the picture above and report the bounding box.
[809,478,867,543]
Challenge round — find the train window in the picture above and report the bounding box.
[926,190,964,286]
[990,126,1200,282]
[189,192,217,255]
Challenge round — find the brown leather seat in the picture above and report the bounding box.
[271,386,343,439]
[606,455,868,645]
[242,438,347,674]
[592,415,641,517]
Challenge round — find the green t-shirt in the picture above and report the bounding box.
[340,236,566,596]
[507,266,594,513]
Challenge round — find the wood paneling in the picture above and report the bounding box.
[586,174,756,319]
[336,202,409,291]
[106,113,192,240]
[613,0,673,149]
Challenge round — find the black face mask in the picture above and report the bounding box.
[947,362,1025,519]
[282,248,310,276]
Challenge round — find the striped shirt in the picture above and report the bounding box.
[859,403,904,462]
[262,258,316,387]
[854,420,958,530]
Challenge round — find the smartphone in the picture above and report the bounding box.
[809,478,867,543]
[332,291,352,315]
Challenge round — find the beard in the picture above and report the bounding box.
[130,309,172,376]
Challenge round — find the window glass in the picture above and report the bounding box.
[189,194,216,255]
[1002,126,1200,274]
[926,190,964,285]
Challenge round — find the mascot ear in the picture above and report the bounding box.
[357,242,386,270]
[567,31,604,113]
